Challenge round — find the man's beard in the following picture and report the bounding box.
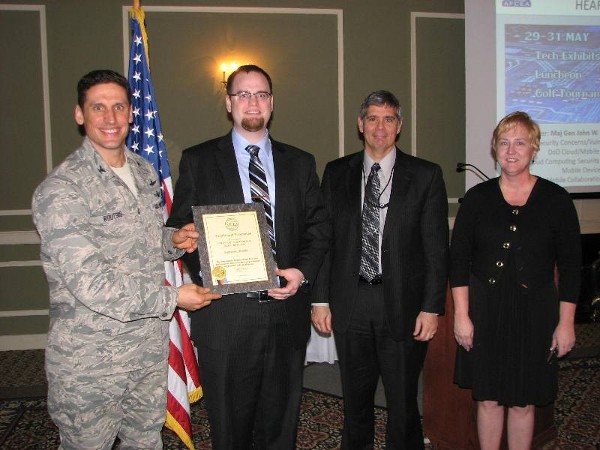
[241,117,265,132]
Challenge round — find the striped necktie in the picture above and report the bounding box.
[246,145,276,254]
[359,162,381,281]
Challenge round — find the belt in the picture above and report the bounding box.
[358,274,383,285]
[246,290,275,303]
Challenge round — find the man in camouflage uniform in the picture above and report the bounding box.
[32,69,221,449]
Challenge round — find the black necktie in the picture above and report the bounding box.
[246,145,276,254]
[359,163,381,281]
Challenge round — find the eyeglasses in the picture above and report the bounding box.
[228,91,272,101]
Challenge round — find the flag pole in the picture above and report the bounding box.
[129,2,150,67]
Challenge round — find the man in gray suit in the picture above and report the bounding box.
[312,90,449,449]
[167,65,329,449]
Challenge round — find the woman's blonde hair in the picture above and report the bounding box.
[491,111,540,157]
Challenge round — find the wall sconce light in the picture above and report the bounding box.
[220,62,239,89]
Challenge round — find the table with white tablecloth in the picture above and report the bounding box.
[305,325,338,364]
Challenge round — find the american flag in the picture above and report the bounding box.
[127,7,201,450]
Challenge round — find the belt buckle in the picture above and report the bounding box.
[257,290,271,303]
[247,290,273,303]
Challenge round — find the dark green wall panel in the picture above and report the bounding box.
[0,267,49,311]
[0,316,49,336]
[0,9,47,210]
[0,245,40,262]
[0,216,36,233]
[415,16,465,200]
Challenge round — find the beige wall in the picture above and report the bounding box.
[0,0,596,349]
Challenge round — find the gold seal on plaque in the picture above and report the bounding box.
[212,266,226,280]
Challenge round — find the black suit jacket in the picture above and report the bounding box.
[167,132,330,349]
[313,149,449,341]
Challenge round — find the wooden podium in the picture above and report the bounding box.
[423,287,557,449]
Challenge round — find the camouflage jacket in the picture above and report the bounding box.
[32,138,184,374]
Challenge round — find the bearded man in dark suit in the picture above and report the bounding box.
[167,65,329,450]
[311,90,449,449]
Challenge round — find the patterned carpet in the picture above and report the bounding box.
[0,389,389,450]
[0,323,598,449]
[544,356,600,450]
[163,388,391,449]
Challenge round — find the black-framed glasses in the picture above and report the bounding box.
[228,91,272,101]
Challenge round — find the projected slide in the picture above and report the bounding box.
[496,2,600,194]
[505,24,600,123]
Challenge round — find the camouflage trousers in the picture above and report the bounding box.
[47,359,168,450]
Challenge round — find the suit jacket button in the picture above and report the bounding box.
[488,277,496,285]
[496,261,504,267]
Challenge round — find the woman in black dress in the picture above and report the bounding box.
[450,111,581,449]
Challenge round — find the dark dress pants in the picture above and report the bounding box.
[336,282,428,450]
[195,300,305,450]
